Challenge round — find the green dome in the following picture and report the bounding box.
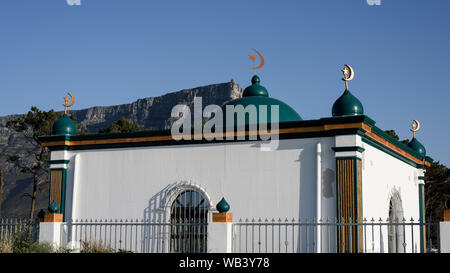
[48,200,60,213]
[332,90,364,117]
[408,137,426,156]
[242,75,269,97]
[216,197,230,213]
[222,75,302,126]
[52,114,77,136]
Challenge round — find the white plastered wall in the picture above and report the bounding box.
[62,137,336,222]
[361,142,422,220]
[360,140,424,252]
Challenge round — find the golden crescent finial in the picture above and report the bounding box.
[249,49,265,70]
[410,119,420,138]
[341,64,354,90]
[63,92,75,114]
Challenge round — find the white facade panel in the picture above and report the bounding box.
[63,137,336,222]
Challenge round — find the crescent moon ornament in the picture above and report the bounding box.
[249,49,265,70]
[410,119,421,138]
[341,64,355,90]
[63,92,75,114]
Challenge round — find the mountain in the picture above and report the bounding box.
[0,80,242,218]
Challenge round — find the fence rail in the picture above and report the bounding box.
[0,218,40,243]
[2,217,440,254]
[61,219,208,253]
[232,217,440,253]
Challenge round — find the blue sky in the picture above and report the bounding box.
[0,0,449,166]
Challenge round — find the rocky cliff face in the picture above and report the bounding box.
[0,80,242,218]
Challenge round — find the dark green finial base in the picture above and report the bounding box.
[216,197,230,213]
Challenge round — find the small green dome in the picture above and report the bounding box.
[48,200,60,213]
[242,75,269,97]
[408,137,426,156]
[216,197,230,213]
[222,75,302,126]
[332,90,364,117]
[52,114,77,136]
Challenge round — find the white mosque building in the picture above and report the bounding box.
[38,66,432,253]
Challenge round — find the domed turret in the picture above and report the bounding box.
[407,120,426,156]
[222,75,302,126]
[52,114,77,136]
[332,89,364,117]
[408,137,426,156]
[242,75,269,97]
[52,92,77,136]
[332,64,364,117]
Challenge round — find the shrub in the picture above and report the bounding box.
[80,240,114,253]
[23,241,54,253]
[0,238,14,253]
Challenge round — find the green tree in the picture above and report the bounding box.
[424,162,450,222]
[99,117,140,133]
[6,107,61,221]
[385,129,410,145]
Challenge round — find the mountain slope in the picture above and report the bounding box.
[0,80,242,218]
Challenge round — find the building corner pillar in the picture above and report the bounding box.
[208,213,233,253]
[333,135,364,253]
[208,197,233,253]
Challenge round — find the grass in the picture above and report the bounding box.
[0,238,14,253]
[0,231,133,253]
[80,240,115,253]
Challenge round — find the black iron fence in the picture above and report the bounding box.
[232,217,440,253]
[0,218,40,243]
[60,218,208,253]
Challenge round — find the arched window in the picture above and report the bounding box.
[388,191,405,253]
[170,190,208,253]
